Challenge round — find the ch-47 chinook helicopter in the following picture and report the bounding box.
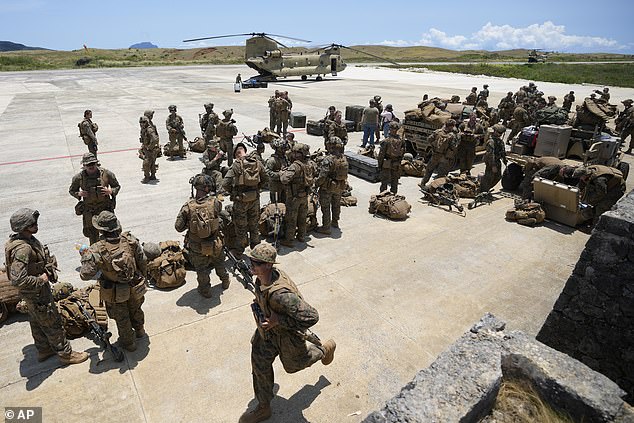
[182,32,397,83]
[528,49,548,63]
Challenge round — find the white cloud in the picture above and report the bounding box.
[378,39,410,47]
[379,22,625,52]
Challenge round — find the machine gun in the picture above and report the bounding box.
[76,301,124,362]
[175,123,187,142]
[467,189,495,209]
[420,185,464,214]
[223,246,255,291]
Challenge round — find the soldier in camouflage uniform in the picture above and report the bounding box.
[464,87,477,105]
[78,109,99,156]
[222,143,269,254]
[273,94,291,136]
[5,209,89,365]
[497,92,515,125]
[268,91,280,131]
[617,99,634,153]
[279,143,314,248]
[316,136,348,235]
[144,110,161,157]
[478,84,489,102]
[507,102,531,143]
[480,124,507,192]
[165,104,187,158]
[377,122,405,193]
[80,211,147,351]
[199,103,219,143]
[265,139,289,203]
[574,165,626,223]
[457,113,485,176]
[419,119,459,186]
[217,109,239,166]
[201,140,226,194]
[238,243,336,423]
[175,175,230,297]
[327,110,348,147]
[562,91,575,112]
[322,105,337,145]
[69,153,121,245]
[139,116,160,183]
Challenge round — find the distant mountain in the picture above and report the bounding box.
[0,41,47,52]
[130,42,158,49]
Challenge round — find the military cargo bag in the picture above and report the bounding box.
[237,158,261,188]
[340,195,358,207]
[369,191,411,220]
[147,241,187,289]
[505,202,546,226]
[188,137,207,153]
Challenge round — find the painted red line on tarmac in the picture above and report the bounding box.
[0,128,307,167]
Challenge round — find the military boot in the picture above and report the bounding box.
[331,220,339,228]
[37,349,56,362]
[198,286,213,298]
[316,226,331,235]
[141,177,150,184]
[149,174,157,181]
[59,351,89,365]
[279,239,295,248]
[321,339,336,365]
[135,326,146,338]
[238,403,272,423]
[122,341,137,352]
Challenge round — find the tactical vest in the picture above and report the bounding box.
[331,155,348,181]
[586,165,623,190]
[94,233,138,284]
[187,197,220,242]
[432,130,454,155]
[78,119,97,137]
[287,161,313,196]
[385,136,404,160]
[147,241,187,289]
[255,269,302,323]
[4,236,49,298]
[80,168,112,209]
[141,127,160,150]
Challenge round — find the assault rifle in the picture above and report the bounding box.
[223,246,255,291]
[420,187,464,214]
[467,189,495,210]
[272,193,282,251]
[176,123,187,142]
[250,297,322,346]
[76,301,124,362]
[241,132,258,148]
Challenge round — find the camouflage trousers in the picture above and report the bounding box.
[168,133,186,156]
[142,149,158,177]
[420,153,451,186]
[480,159,502,192]
[82,136,97,156]
[274,116,289,136]
[25,299,72,357]
[285,194,308,241]
[220,137,234,166]
[269,112,277,132]
[507,121,528,143]
[105,295,145,347]
[250,329,324,405]
[233,198,261,251]
[187,248,229,290]
[621,127,634,150]
[319,189,342,227]
[269,181,286,204]
[457,142,476,175]
[380,163,401,194]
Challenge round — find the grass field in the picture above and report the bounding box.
[393,63,634,88]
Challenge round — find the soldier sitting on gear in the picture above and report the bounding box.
[400,153,426,177]
[316,136,348,235]
[217,109,239,166]
[222,143,269,255]
[5,209,89,365]
[78,109,99,156]
[175,174,230,297]
[238,243,336,423]
[377,121,405,194]
[165,104,187,158]
[80,211,148,352]
[574,165,626,224]
[69,153,121,245]
[464,87,477,106]
[139,116,160,183]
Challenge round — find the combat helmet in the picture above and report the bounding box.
[233,142,247,158]
[139,116,149,125]
[168,105,177,112]
[10,208,39,233]
[622,99,633,106]
[142,242,162,261]
[247,243,278,264]
[204,102,214,110]
[143,110,154,119]
[388,121,401,131]
[403,153,414,161]
[189,173,214,191]
[492,124,506,134]
[52,282,75,301]
[292,143,309,157]
[223,109,234,118]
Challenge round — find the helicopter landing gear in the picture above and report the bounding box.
[316,75,323,81]
[301,75,307,81]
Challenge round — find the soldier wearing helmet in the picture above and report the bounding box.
[315,136,348,235]
[68,152,121,244]
[477,84,490,102]
[419,119,459,187]
[279,143,315,247]
[216,109,238,166]
[458,113,485,176]
[265,139,290,203]
[547,96,557,107]
[175,174,230,297]
[78,109,99,156]
[377,121,405,194]
[5,208,89,365]
[562,91,575,112]
[80,211,148,352]
[238,243,336,423]
[326,110,348,148]
[201,140,226,194]
[165,104,187,158]
[480,124,508,193]
[143,110,161,156]
[497,92,516,126]
[617,99,634,153]
[222,143,269,255]
[139,115,160,183]
[199,103,219,142]
[268,91,281,132]
[594,87,610,104]
[465,87,478,106]
[575,164,626,224]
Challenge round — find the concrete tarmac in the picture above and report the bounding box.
[1,64,633,422]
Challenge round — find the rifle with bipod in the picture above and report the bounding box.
[420,185,464,214]
[468,189,495,209]
[76,301,124,362]
[223,246,255,292]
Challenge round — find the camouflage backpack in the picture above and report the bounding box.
[56,284,107,338]
[146,241,187,289]
[188,198,220,240]
[369,191,411,220]
[236,157,261,188]
[505,201,546,226]
[188,137,207,153]
[258,203,286,239]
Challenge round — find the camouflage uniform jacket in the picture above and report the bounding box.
[465,92,477,105]
[140,125,160,152]
[273,98,290,119]
[200,111,219,134]
[429,128,458,155]
[377,135,405,169]
[4,234,52,300]
[265,153,288,184]
[458,121,485,145]
[175,195,223,248]
[254,268,319,336]
[166,114,185,134]
[280,159,313,197]
[328,121,348,144]
[512,106,530,124]
[202,148,224,172]
[69,167,120,210]
[316,153,348,193]
[80,232,147,283]
[222,156,269,200]
[79,118,98,143]
[484,135,506,166]
[498,97,515,113]
[216,119,238,140]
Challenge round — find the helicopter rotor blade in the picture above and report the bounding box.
[339,45,400,66]
[182,33,256,43]
[262,35,288,49]
[264,33,311,43]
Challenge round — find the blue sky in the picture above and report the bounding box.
[1,0,633,53]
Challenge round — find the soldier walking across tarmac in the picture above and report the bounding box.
[238,243,336,423]
[5,209,89,365]
[419,119,459,187]
[139,116,160,183]
[457,114,485,176]
[280,143,314,248]
[78,109,99,156]
[222,143,269,255]
[80,211,147,352]
[480,124,507,193]
[166,104,187,158]
[316,136,348,234]
[69,153,121,245]
[175,174,230,297]
[377,122,405,193]
[217,109,239,166]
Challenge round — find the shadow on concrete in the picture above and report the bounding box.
[241,376,331,422]
[1,310,29,326]
[87,333,150,374]
[176,286,222,314]
[19,345,59,391]
[542,220,578,235]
